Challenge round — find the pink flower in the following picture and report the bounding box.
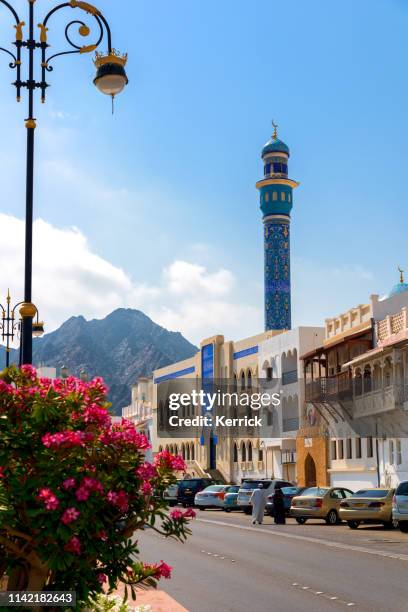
[136,462,157,480]
[38,488,59,511]
[156,561,172,579]
[61,507,80,525]
[107,490,129,512]
[141,481,153,496]
[183,508,196,519]
[64,535,81,555]
[97,573,107,585]
[42,430,91,450]
[154,450,186,472]
[21,364,37,381]
[81,477,104,494]
[143,560,172,580]
[100,420,150,449]
[0,467,5,479]
[170,509,183,520]
[62,478,76,490]
[75,487,90,502]
[83,403,111,427]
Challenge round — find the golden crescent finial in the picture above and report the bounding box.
[272,119,278,139]
[398,265,404,283]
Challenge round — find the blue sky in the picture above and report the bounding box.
[0,0,407,344]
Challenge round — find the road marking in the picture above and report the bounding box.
[292,583,356,607]
[200,549,236,562]
[196,518,408,562]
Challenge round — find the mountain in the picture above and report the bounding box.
[0,309,198,414]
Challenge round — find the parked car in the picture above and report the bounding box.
[177,478,216,507]
[195,485,232,510]
[266,486,305,517]
[237,479,293,514]
[291,486,353,525]
[163,482,180,507]
[339,488,395,529]
[393,480,408,533]
[223,485,241,512]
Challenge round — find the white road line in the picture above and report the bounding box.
[293,583,356,607]
[196,518,408,562]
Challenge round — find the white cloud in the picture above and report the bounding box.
[0,213,262,345]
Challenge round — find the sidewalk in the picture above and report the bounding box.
[114,584,189,612]
[133,588,189,611]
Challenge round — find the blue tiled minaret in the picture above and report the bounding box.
[256,122,299,331]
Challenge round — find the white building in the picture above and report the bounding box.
[122,377,154,462]
[256,326,324,483]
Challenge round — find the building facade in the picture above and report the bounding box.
[297,277,408,490]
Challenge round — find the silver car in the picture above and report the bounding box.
[237,479,293,514]
[392,481,408,533]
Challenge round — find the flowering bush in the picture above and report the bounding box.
[0,366,193,605]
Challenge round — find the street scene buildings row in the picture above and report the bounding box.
[122,279,408,490]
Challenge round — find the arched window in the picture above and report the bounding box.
[272,191,278,201]
[181,443,185,459]
[241,442,246,462]
[233,443,238,463]
[281,192,286,201]
[241,371,246,391]
[248,441,253,462]
[158,445,163,452]
[258,447,263,462]
[247,370,252,391]
[191,443,195,461]
[186,444,190,460]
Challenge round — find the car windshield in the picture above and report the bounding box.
[227,486,240,493]
[178,480,206,491]
[241,480,272,490]
[202,485,225,492]
[396,482,408,496]
[281,487,300,495]
[353,489,389,498]
[300,487,329,497]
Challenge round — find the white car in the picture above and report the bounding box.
[392,480,408,533]
[194,485,232,510]
[163,482,179,506]
[237,479,293,514]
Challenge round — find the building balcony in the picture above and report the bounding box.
[305,372,353,402]
[353,383,407,418]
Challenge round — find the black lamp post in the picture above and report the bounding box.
[0,290,44,368]
[0,0,128,366]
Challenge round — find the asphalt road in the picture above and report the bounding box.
[137,511,408,612]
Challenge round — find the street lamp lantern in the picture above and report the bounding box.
[0,0,127,366]
[60,365,69,380]
[0,291,43,368]
[32,321,45,338]
[93,50,128,97]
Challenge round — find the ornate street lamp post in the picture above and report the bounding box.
[0,0,128,365]
[0,290,44,368]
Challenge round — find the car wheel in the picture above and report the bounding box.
[347,520,360,529]
[296,517,307,525]
[326,509,339,525]
[399,521,408,533]
[199,507,206,511]
[244,509,251,515]
[383,520,395,529]
[224,508,231,513]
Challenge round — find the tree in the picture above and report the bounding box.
[0,365,193,605]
